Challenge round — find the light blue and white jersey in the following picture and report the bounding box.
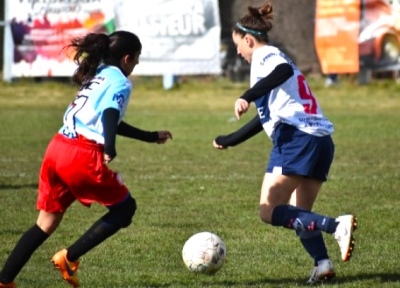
[250,45,334,139]
[59,65,132,144]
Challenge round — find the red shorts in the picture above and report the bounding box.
[37,133,129,212]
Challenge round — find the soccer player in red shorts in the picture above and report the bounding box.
[0,31,172,288]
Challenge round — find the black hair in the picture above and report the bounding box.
[66,30,142,86]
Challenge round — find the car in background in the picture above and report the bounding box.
[359,0,400,69]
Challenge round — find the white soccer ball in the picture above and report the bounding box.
[182,231,226,275]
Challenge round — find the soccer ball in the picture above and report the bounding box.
[182,231,226,275]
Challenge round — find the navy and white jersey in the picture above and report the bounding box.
[250,45,334,139]
[59,65,132,144]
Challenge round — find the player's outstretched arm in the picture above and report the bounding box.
[117,121,172,144]
[213,115,263,149]
[103,108,172,145]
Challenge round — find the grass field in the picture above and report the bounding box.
[0,75,399,288]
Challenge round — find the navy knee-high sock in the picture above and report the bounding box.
[0,224,49,284]
[271,204,339,233]
[297,230,329,266]
[66,196,136,262]
[66,219,120,262]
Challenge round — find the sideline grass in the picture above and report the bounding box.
[0,76,399,287]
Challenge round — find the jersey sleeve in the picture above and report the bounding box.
[102,79,132,115]
[252,47,288,79]
[241,63,293,103]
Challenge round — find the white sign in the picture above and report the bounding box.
[3,0,221,79]
[114,0,221,75]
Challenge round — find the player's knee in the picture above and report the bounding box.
[119,196,137,228]
[104,195,137,228]
[259,204,273,224]
[259,213,272,224]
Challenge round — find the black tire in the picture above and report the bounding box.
[379,34,400,65]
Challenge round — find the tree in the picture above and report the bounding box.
[220,0,320,75]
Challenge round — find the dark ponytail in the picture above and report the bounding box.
[66,31,142,86]
[68,33,110,86]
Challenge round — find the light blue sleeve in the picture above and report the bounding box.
[100,79,132,116]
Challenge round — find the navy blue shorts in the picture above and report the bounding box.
[267,124,335,181]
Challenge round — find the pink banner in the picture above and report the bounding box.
[10,0,115,77]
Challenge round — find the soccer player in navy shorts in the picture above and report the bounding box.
[213,1,357,284]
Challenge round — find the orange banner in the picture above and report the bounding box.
[315,0,361,74]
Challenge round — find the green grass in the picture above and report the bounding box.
[0,75,399,287]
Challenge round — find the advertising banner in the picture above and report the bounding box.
[5,0,221,78]
[8,0,115,77]
[114,0,221,75]
[314,0,361,74]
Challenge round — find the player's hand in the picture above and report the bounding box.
[156,130,173,144]
[104,153,113,164]
[213,140,227,150]
[234,98,249,119]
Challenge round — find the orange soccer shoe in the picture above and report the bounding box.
[51,249,80,287]
[0,281,16,288]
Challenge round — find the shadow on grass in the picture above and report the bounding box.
[137,272,400,287]
[8,271,400,287]
[0,228,27,235]
[336,272,400,284]
[0,183,38,190]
